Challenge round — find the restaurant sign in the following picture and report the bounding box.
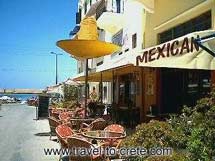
[135,30,215,70]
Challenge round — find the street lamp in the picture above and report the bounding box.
[50,52,63,85]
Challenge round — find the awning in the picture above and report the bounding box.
[64,78,82,86]
[97,12,124,35]
[96,51,134,72]
[73,70,113,82]
[134,30,215,70]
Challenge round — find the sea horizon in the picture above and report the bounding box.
[0,93,38,101]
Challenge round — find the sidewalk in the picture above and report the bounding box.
[0,104,59,161]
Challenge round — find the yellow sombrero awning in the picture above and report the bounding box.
[57,16,120,59]
[57,39,120,59]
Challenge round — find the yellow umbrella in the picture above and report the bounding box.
[57,16,120,117]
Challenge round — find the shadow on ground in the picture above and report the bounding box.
[34,132,51,136]
[34,132,58,142]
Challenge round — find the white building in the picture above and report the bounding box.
[71,0,146,104]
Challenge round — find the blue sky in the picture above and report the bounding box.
[0,0,78,89]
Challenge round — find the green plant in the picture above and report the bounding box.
[145,151,188,161]
[121,120,187,160]
[169,89,215,161]
[122,88,215,161]
[63,84,78,102]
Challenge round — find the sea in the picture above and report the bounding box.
[0,94,38,101]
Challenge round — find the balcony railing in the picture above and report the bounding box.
[96,0,124,20]
[112,29,123,46]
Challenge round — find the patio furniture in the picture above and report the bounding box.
[59,112,75,127]
[81,118,107,132]
[81,130,126,141]
[56,124,76,161]
[81,129,126,160]
[70,117,95,130]
[48,117,61,140]
[108,103,119,123]
[49,108,63,119]
[59,112,69,120]
[102,124,126,148]
[67,136,104,161]
[56,124,74,147]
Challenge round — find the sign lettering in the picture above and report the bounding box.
[136,36,200,66]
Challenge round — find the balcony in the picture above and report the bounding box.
[96,0,125,35]
[96,0,124,19]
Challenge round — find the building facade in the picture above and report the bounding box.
[72,0,215,122]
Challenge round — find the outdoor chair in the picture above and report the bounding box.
[103,124,126,148]
[49,109,63,119]
[59,112,77,129]
[56,124,75,161]
[80,118,107,132]
[67,136,104,161]
[48,117,61,140]
[59,112,70,120]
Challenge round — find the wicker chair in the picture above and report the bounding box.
[56,124,75,161]
[67,136,104,161]
[81,118,107,132]
[49,109,62,119]
[48,117,61,140]
[58,112,74,128]
[103,124,126,148]
[56,124,74,147]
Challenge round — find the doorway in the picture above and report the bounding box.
[161,68,211,114]
[161,68,184,114]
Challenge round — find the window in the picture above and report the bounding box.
[116,0,121,13]
[96,61,103,66]
[76,9,81,24]
[103,86,107,101]
[118,74,136,106]
[132,33,137,49]
[84,2,87,14]
[158,11,212,44]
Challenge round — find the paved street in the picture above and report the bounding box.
[0,104,59,161]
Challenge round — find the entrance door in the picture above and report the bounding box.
[161,68,184,114]
[161,69,211,114]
